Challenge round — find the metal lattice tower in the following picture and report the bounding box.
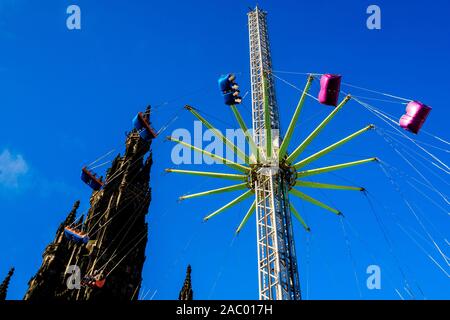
[248,7,301,300]
[168,5,376,303]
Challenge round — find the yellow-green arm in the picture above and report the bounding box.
[287,95,352,163]
[294,124,374,170]
[297,158,378,178]
[236,200,256,234]
[167,136,249,173]
[295,180,364,191]
[204,190,254,221]
[165,168,247,181]
[230,105,260,162]
[179,183,248,201]
[290,202,311,231]
[185,105,249,164]
[290,188,341,215]
[279,75,314,159]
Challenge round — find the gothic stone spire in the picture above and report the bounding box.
[0,267,15,300]
[24,201,81,300]
[25,107,154,301]
[178,265,193,300]
[56,200,80,236]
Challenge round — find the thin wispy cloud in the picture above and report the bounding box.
[0,149,29,188]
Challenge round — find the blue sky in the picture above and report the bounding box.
[0,0,449,300]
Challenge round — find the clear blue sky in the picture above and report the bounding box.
[0,0,449,300]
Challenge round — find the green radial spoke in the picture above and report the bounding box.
[290,188,341,215]
[167,136,249,173]
[263,74,273,159]
[297,157,378,178]
[279,75,314,160]
[204,190,254,221]
[287,95,352,163]
[179,183,248,201]
[230,104,260,163]
[185,105,249,164]
[289,202,311,232]
[295,180,364,191]
[236,200,256,234]
[165,168,247,181]
[293,124,375,170]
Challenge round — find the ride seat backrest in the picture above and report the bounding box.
[319,74,342,106]
[405,101,431,119]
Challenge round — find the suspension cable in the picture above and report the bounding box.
[343,217,410,300]
[86,149,116,168]
[339,215,363,298]
[378,162,450,267]
[378,129,450,178]
[355,98,450,173]
[208,235,237,299]
[104,231,148,278]
[363,192,418,299]
[342,82,412,102]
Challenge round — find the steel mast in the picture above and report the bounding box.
[248,6,301,300]
[167,5,377,302]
